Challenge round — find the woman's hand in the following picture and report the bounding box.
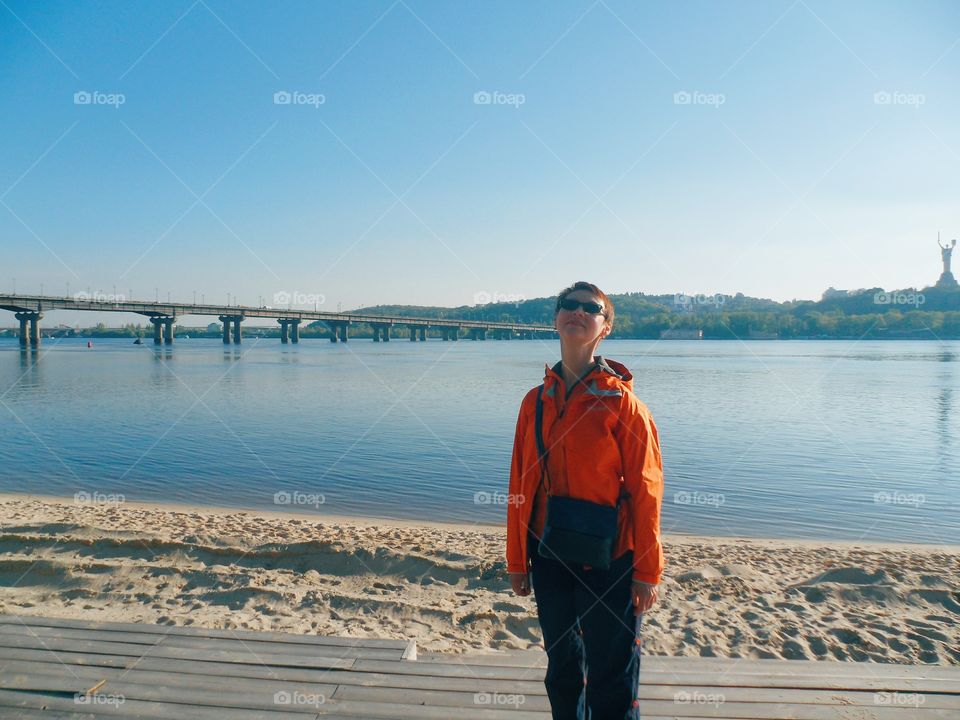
[509,572,531,596]
[631,580,658,615]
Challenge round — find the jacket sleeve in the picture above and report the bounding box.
[506,395,530,574]
[617,395,664,584]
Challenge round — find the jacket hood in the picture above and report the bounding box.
[544,355,634,394]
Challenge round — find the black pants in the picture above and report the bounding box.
[530,539,642,720]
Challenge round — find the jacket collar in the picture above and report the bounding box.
[544,355,629,399]
[547,355,622,380]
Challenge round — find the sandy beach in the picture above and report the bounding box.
[0,492,957,665]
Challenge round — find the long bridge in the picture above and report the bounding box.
[0,294,555,346]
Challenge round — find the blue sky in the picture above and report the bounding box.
[2,0,959,325]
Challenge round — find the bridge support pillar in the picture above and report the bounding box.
[219,315,242,344]
[409,326,417,341]
[15,312,42,347]
[370,324,392,342]
[278,319,290,344]
[419,326,426,342]
[290,319,300,344]
[164,318,175,344]
[150,317,163,345]
[328,322,348,342]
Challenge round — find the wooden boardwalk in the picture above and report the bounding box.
[0,613,957,718]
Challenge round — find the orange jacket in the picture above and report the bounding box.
[506,356,664,584]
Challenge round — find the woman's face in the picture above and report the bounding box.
[555,290,609,345]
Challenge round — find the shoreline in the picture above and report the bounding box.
[0,491,953,553]
[0,492,957,663]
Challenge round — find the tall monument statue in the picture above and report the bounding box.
[936,236,959,289]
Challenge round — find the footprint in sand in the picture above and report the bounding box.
[781,639,809,659]
[805,634,828,656]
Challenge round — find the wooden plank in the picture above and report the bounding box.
[0,634,355,670]
[0,670,337,712]
[0,709,100,720]
[0,687,552,720]
[4,644,958,700]
[418,650,960,680]
[0,613,407,649]
[0,649,547,694]
[0,645,146,669]
[353,659,960,694]
[16,661,960,710]
[6,656,959,711]
[0,663,337,705]
[331,684,958,718]
[649,658,960,682]
[0,693,680,720]
[0,689,327,720]
[0,624,403,660]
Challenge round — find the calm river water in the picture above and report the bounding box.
[1,337,956,545]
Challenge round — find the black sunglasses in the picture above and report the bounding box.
[558,298,604,314]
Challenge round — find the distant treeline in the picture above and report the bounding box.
[355,286,960,340]
[14,286,960,340]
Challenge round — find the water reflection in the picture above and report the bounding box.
[935,348,956,482]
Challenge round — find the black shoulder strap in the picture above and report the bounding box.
[534,384,551,494]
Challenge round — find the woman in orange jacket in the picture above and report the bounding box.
[506,281,664,720]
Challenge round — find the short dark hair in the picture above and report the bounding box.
[555,281,614,332]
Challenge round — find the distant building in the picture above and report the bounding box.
[660,328,703,339]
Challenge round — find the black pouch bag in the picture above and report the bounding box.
[534,384,626,570]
